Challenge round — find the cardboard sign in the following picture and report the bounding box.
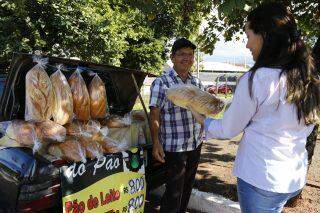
[60,148,146,213]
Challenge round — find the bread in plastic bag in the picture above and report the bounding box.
[65,120,108,142]
[64,120,83,137]
[0,120,36,147]
[25,57,54,121]
[166,84,225,117]
[35,120,66,142]
[96,137,120,153]
[100,115,131,128]
[89,74,108,119]
[50,66,73,125]
[78,137,104,159]
[48,137,86,163]
[0,120,43,154]
[68,68,90,121]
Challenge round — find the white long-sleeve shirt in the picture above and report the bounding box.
[205,67,314,193]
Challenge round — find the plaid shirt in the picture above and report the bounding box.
[149,69,204,152]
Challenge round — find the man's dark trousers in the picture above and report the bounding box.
[160,144,202,213]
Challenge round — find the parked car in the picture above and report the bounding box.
[218,84,232,94]
[215,74,238,91]
[206,84,232,94]
[0,53,167,212]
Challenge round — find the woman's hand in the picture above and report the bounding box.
[187,104,205,126]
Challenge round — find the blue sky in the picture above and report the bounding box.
[199,9,254,67]
[202,36,254,67]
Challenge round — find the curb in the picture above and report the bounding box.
[150,185,240,213]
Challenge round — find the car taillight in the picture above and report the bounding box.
[18,181,60,212]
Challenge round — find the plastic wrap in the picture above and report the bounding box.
[0,120,43,154]
[130,121,146,146]
[64,120,83,137]
[100,115,131,128]
[50,65,74,125]
[35,120,66,142]
[89,74,108,119]
[48,137,86,163]
[78,137,104,159]
[166,84,225,117]
[0,120,37,147]
[68,68,90,121]
[130,110,151,144]
[25,57,54,121]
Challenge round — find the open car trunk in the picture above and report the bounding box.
[0,53,166,212]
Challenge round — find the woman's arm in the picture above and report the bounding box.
[205,73,263,140]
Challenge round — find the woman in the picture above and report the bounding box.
[190,3,320,213]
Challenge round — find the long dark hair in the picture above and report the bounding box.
[247,3,320,124]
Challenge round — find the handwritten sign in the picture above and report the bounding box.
[60,149,146,213]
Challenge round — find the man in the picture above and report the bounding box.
[149,38,204,213]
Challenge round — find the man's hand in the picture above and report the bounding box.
[152,141,165,163]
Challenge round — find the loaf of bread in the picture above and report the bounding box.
[25,62,54,121]
[0,120,37,147]
[96,137,120,153]
[166,84,224,117]
[78,137,104,159]
[68,69,90,121]
[35,120,66,142]
[50,69,73,125]
[89,74,107,119]
[100,115,130,128]
[48,137,86,162]
[64,120,84,137]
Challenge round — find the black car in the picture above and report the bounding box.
[0,53,166,212]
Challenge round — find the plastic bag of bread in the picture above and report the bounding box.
[78,137,104,159]
[0,120,36,147]
[35,120,66,142]
[89,74,108,119]
[64,120,84,137]
[68,68,90,121]
[50,65,73,125]
[97,136,128,153]
[166,84,225,117]
[83,120,109,141]
[0,120,43,153]
[65,120,108,141]
[99,115,131,128]
[25,57,54,121]
[48,137,86,163]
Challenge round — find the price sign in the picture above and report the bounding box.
[61,148,146,213]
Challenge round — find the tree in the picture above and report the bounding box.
[0,0,212,74]
[198,0,320,54]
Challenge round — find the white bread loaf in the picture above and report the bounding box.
[25,62,54,121]
[48,137,86,162]
[89,74,107,119]
[68,70,90,121]
[50,69,73,125]
[166,84,224,117]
